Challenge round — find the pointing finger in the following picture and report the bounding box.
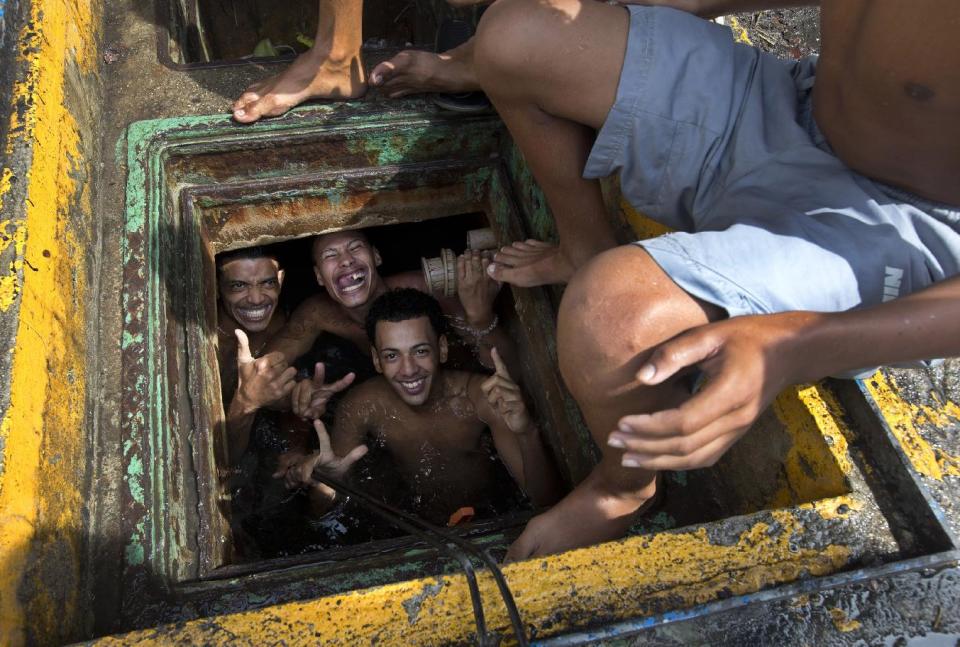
[491,347,511,380]
[312,362,326,386]
[313,419,332,456]
[326,371,356,394]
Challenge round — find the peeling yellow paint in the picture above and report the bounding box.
[621,198,672,240]
[769,385,854,507]
[863,372,960,480]
[727,16,753,46]
[94,508,851,645]
[828,607,862,633]
[0,0,96,644]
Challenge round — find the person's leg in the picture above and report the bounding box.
[369,0,492,97]
[506,245,723,559]
[470,0,628,286]
[233,0,365,123]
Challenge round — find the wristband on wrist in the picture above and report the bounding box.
[448,314,499,339]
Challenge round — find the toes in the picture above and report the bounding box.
[495,247,536,263]
[369,61,396,86]
[521,239,555,249]
[233,104,263,123]
[487,262,530,287]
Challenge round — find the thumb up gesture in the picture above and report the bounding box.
[234,329,297,411]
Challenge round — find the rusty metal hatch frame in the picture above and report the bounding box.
[119,104,599,614]
[117,104,960,637]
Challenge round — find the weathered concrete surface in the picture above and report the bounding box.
[0,0,102,644]
[0,2,958,644]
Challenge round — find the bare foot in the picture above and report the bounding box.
[486,240,576,287]
[505,473,659,560]
[369,49,477,98]
[233,49,366,123]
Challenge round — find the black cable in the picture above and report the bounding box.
[312,470,529,647]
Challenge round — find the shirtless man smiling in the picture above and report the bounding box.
[287,289,563,523]
[451,0,960,558]
[216,246,301,465]
[267,229,517,395]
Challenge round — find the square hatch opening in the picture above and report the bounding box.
[115,104,953,635]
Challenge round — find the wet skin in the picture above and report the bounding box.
[263,231,423,360]
[290,316,562,522]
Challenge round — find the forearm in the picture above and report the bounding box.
[788,276,960,382]
[263,333,312,365]
[225,392,257,465]
[513,428,564,506]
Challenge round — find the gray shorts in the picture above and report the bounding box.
[585,6,960,322]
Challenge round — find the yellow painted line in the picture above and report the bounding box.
[862,372,960,480]
[95,507,851,645]
[0,0,97,644]
[769,384,855,507]
[620,198,671,240]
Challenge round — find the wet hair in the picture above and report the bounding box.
[216,246,280,275]
[365,288,446,345]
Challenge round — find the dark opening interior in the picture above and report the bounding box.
[164,0,464,67]
[216,213,539,564]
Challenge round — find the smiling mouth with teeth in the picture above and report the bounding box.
[399,377,427,394]
[236,304,272,322]
[336,270,367,294]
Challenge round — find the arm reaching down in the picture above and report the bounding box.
[450,250,523,377]
[476,348,564,506]
[610,275,960,472]
[262,296,326,365]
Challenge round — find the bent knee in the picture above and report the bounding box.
[474,0,580,86]
[557,245,710,393]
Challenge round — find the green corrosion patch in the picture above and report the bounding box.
[121,330,143,350]
[127,454,144,504]
[125,520,146,566]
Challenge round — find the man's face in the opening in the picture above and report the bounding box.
[218,257,284,333]
[372,316,448,407]
[313,231,383,309]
